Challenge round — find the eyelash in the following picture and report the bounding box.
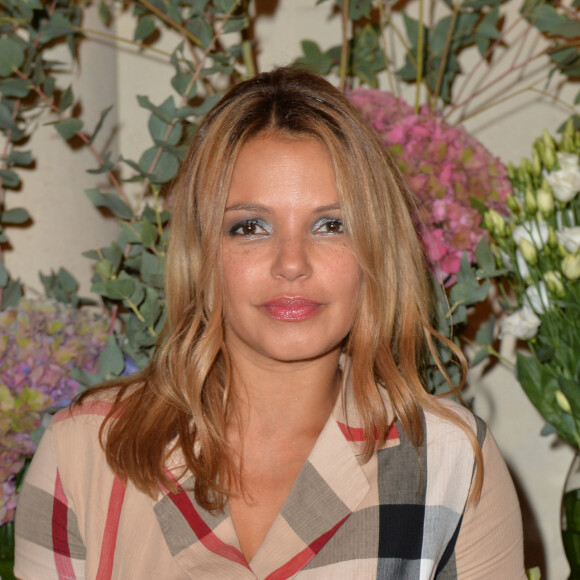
[227,217,344,237]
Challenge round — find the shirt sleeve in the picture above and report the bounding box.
[14,419,87,580]
[454,429,526,579]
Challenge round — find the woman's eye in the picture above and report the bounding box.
[314,218,344,235]
[229,219,269,237]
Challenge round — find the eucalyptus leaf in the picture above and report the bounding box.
[0,78,31,98]
[98,335,125,377]
[0,261,9,287]
[6,150,33,166]
[86,189,134,220]
[2,207,31,224]
[0,38,25,77]
[475,316,495,346]
[0,169,20,188]
[89,105,114,146]
[135,15,156,41]
[104,276,136,300]
[138,148,179,183]
[54,118,83,140]
[141,251,165,289]
[1,278,23,309]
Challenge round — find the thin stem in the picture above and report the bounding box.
[339,0,350,91]
[77,25,176,60]
[432,1,460,110]
[444,48,548,118]
[242,38,255,78]
[414,0,425,113]
[378,1,398,98]
[126,297,157,337]
[136,0,202,47]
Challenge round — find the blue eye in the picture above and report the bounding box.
[228,219,270,237]
[314,218,344,235]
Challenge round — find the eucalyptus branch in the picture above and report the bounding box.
[142,0,242,184]
[125,296,157,337]
[0,100,20,210]
[378,1,399,99]
[136,0,202,47]
[457,79,574,124]
[444,48,548,118]
[414,0,425,113]
[13,69,130,206]
[431,1,460,110]
[77,25,177,60]
[339,0,350,91]
[453,1,538,108]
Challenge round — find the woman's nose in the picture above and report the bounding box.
[270,234,313,281]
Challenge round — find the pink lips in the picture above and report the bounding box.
[260,297,322,321]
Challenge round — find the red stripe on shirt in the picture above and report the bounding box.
[53,400,114,424]
[53,471,76,579]
[96,475,126,580]
[165,475,250,569]
[336,421,398,442]
[264,515,350,580]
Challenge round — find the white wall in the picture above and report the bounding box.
[10,1,575,576]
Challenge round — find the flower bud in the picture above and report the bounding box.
[485,209,506,237]
[544,270,565,298]
[532,149,542,177]
[544,146,557,171]
[562,254,580,280]
[524,186,537,214]
[556,390,572,414]
[507,161,516,181]
[542,129,556,152]
[548,227,558,248]
[519,238,538,265]
[507,193,519,213]
[563,118,575,143]
[537,187,554,216]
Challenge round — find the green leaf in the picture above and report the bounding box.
[138,148,179,183]
[403,14,421,50]
[54,118,83,140]
[86,189,134,220]
[516,353,579,446]
[476,6,501,56]
[551,20,580,38]
[98,335,125,377]
[1,278,23,308]
[186,17,213,48]
[294,40,334,75]
[89,105,114,145]
[0,78,31,97]
[148,115,182,146]
[99,1,112,25]
[137,95,177,124]
[0,261,9,287]
[0,169,20,188]
[523,1,567,33]
[2,207,30,224]
[6,150,33,166]
[171,71,197,99]
[134,16,156,41]
[470,348,489,367]
[449,278,490,307]
[56,267,78,292]
[141,251,165,289]
[140,286,161,326]
[0,38,25,77]
[140,221,158,247]
[223,15,248,34]
[104,275,136,300]
[95,258,114,279]
[476,316,495,346]
[475,237,495,274]
[39,13,76,44]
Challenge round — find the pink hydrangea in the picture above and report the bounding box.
[349,89,511,284]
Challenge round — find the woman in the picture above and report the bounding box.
[15,67,525,579]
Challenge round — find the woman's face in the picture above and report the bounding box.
[220,134,363,366]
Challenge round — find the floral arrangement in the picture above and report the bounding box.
[483,121,580,447]
[0,299,108,525]
[349,89,512,284]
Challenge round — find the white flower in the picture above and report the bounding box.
[556,226,580,254]
[500,306,541,339]
[524,282,550,314]
[512,220,549,249]
[515,251,529,279]
[545,152,580,203]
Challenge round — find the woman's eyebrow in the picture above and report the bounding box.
[313,203,341,213]
[224,203,273,213]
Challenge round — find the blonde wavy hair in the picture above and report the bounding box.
[80,67,482,510]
